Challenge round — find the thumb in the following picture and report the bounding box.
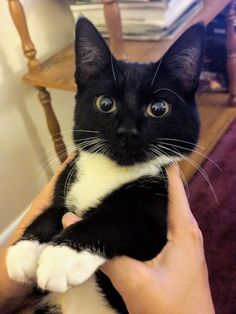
[62,212,81,228]
[101,256,146,295]
[166,164,196,237]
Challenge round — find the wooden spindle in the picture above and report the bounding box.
[102,0,126,60]
[8,0,41,73]
[38,87,68,163]
[8,0,67,163]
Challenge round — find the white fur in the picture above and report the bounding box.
[48,277,117,314]
[37,245,105,293]
[6,240,46,283]
[43,152,174,312]
[66,151,172,214]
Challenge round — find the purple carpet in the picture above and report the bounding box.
[189,120,236,314]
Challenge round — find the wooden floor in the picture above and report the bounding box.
[179,93,236,181]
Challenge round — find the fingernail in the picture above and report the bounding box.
[62,212,80,228]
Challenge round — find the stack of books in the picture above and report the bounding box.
[69,0,203,41]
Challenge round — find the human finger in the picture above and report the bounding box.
[101,256,147,296]
[62,212,81,228]
[166,164,198,237]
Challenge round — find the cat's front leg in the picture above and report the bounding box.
[37,218,107,292]
[6,206,66,284]
[36,199,167,293]
[37,245,105,292]
[7,240,47,284]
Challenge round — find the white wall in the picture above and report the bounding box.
[0,0,76,233]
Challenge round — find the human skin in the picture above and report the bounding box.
[0,156,74,313]
[0,162,215,314]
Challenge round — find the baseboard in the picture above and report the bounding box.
[0,206,30,246]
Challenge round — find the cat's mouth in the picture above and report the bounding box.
[76,136,193,167]
[106,140,150,166]
[108,148,145,166]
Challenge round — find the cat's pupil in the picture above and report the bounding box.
[151,101,168,117]
[100,96,113,112]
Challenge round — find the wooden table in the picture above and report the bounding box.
[8,0,236,180]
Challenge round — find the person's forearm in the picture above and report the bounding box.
[0,245,33,313]
[0,157,73,313]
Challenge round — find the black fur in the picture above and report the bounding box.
[14,17,204,314]
[74,18,204,166]
[96,271,128,314]
[53,175,168,260]
[21,159,77,244]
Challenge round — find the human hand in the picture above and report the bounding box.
[0,155,74,308]
[63,165,215,314]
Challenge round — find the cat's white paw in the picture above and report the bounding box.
[37,245,105,293]
[6,240,46,284]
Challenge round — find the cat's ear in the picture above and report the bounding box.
[75,17,112,83]
[161,23,205,92]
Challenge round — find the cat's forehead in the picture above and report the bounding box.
[116,61,156,88]
[120,61,154,76]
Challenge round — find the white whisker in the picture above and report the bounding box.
[152,88,186,105]
[156,137,205,150]
[158,144,219,204]
[159,141,222,172]
[153,145,190,197]
[151,58,163,87]
[111,53,117,82]
[77,138,102,149]
[73,129,100,134]
[64,156,79,197]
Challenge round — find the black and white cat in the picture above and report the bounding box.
[6,18,204,314]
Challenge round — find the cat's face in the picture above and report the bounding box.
[74,18,204,166]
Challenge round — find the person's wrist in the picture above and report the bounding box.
[0,245,34,299]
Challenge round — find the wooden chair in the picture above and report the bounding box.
[7,0,125,164]
[7,0,236,180]
[102,0,126,60]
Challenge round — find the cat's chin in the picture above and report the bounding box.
[106,148,181,168]
[106,151,151,167]
[113,158,143,167]
[78,145,147,166]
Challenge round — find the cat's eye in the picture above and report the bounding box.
[147,100,170,118]
[95,95,117,113]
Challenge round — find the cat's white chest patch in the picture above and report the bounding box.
[66,152,161,214]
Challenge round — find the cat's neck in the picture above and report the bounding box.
[66,151,172,214]
[78,151,162,179]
